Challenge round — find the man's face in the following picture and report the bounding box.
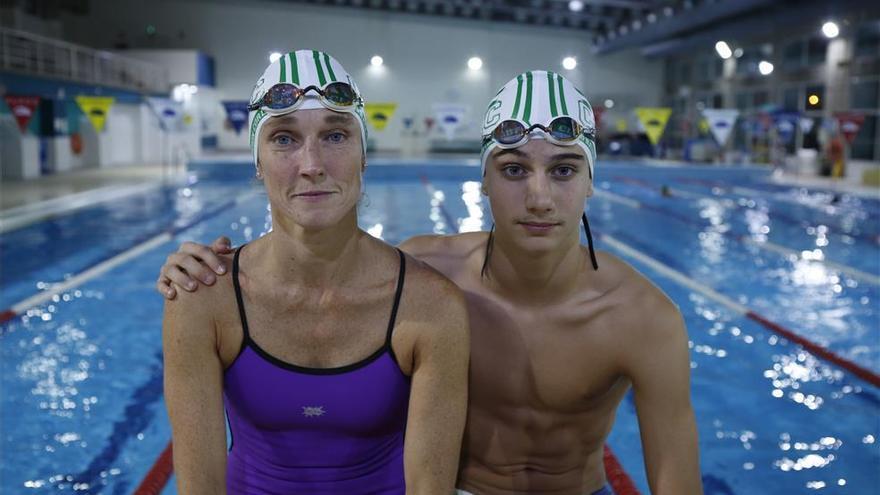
[257,108,364,230]
[483,139,593,252]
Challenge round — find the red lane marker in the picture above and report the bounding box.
[604,444,642,495]
[133,442,173,495]
[746,311,880,388]
[0,309,16,324]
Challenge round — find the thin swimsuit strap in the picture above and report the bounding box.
[231,244,407,368]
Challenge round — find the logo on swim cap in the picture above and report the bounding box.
[480,70,596,179]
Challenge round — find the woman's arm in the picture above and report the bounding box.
[402,276,470,494]
[162,289,229,494]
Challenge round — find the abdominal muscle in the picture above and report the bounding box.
[457,402,617,495]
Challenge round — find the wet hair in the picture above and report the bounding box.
[480,213,599,279]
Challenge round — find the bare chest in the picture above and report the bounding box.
[464,290,626,414]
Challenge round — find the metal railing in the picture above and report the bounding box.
[0,27,169,93]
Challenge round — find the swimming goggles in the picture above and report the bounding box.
[247,82,362,114]
[485,116,595,149]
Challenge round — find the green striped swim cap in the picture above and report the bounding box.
[480,70,596,179]
[248,50,368,168]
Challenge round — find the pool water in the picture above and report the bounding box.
[1,159,877,494]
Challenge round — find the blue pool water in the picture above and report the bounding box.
[1,159,878,494]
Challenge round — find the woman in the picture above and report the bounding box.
[162,50,469,494]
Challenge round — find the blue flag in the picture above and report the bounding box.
[223,101,249,135]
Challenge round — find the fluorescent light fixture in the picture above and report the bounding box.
[269,52,282,63]
[758,60,774,75]
[562,57,577,70]
[604,99,614,109]
[370,55,384,67]
[822,21,839,39]
[715,41,732,59]
[468,56,483,71]
[568,0,584,12]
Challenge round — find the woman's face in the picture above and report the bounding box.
[257,108,364,232]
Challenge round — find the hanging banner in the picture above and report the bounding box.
[799,117,815,135]
[701,109,739,146]
[634,107,671,145]
[146,97,183,132]
[221,101,249,135]
[75,96,115,133]
[433,103,468,141]
[363,103,398,131]
[773,111,800,144]
[835,112,865,144]
[4,95,40,133]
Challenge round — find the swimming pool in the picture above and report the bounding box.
[1,158,878,494]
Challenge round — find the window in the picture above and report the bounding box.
[753,90,769,107]
[851,79,879,110]
[851,116,877,160]
[736,48,762,75]
[854,21,880,58]
[735,92,750,110]
[782,40,804,69]
[783,87,800,110]
[806,37,828,65]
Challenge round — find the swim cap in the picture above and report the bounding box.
[248,50,368,168]
[480,71,596,179]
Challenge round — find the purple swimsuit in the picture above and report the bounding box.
[223,245,411,494]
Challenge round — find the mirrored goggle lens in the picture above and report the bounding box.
[263,84,300,110]
[322,82,357,106]
[493,120,527,145]
[548,117,580,141]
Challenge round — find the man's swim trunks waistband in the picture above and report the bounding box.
[455,484,614,495]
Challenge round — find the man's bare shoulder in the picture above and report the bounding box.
[399,232,488,274]
[592,250,683,337]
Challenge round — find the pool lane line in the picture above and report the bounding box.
[600,233,880,389]
[133,442,173,495]
[598,182,880,286]
[0,181,164,234]
[419,175,644,493]
[0,190,258,327]
[613,175,880,246]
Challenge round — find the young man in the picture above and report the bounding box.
[158,71,703,495]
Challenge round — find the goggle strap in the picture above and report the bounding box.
[582,212,598,271]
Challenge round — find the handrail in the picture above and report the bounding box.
[0,27,169,93]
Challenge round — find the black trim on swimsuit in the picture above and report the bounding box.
[230,244,407,376]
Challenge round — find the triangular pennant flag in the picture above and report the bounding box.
[701,109,739,146]
[146,97,183,132]
[221,101,249,135]
[799,117,815,135]
[364,103,398,131]
[75,96,115,132]
[4,95,40,133]
[773,111,800,144]
[634,107,671,145]
[835,112,866,144]
[433,103,468,141]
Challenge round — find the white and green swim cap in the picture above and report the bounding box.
[248,49,368,167]
[480,70,596,179]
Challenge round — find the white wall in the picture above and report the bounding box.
[61,0,664,152]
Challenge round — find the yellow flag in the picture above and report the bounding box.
[365,103,398,131]
[615,119,628,132]
[75,96,115,133]
[635,107,672,145]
